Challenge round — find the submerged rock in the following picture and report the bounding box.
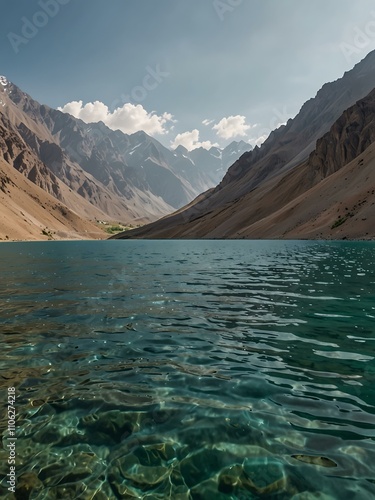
[107,465,141,498]
[291,455,337,468]
[243,456,286,490]
[116,452,167,485]
[218,465,242,494]
[78,410,135,444]
[15,473,44,499]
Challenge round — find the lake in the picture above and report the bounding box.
[0,240,375,499]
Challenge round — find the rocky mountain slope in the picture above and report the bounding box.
[0,76,251,230]
[216,49,375,200]
[0,157,105,241]
[113,51,375,240]
[0,80,169,223]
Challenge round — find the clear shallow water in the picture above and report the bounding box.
[0,240,375,499]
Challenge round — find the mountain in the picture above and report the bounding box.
[169,140,251,192]
[113,50,375,240]
[0,79,169,224]
[0,156,105,241]
[0,77,251,236]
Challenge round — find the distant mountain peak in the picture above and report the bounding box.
[132,130,149,140]
[115,49,375,240]
[225,139,252,150]
[0,76,9,86]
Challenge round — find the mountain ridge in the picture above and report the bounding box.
[113,50,375,240]
[0,76,251,235]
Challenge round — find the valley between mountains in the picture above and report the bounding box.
[0,74,249,241]
[1,50,375,241]
[114,50,375,241]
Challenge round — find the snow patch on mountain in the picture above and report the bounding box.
[128,143,142,156]
[182,154,195,165]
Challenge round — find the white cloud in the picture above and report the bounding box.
[253,135,268,147]
[202,118,214,126]
[213,115,252,139]
[58,100,108,123]
[58,100,175,136]
[170,129,219,151]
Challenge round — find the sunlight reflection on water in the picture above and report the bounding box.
[1,240,375,499]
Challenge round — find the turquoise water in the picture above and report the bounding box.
[0,240,375,499]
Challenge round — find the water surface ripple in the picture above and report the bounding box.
[1,240,375,499]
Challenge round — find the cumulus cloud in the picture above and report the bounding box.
[58,100,175,136]
[213,115,252,140]
[58,100,108,124]
[170,129,219,151]
[202,118,214,126]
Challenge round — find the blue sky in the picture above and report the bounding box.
[1,0,375,149]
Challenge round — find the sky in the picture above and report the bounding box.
[1,0,375,150]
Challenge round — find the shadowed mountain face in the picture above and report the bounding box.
[0,77,251,225]
[308,88,375,178]
[113,50,375,240]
